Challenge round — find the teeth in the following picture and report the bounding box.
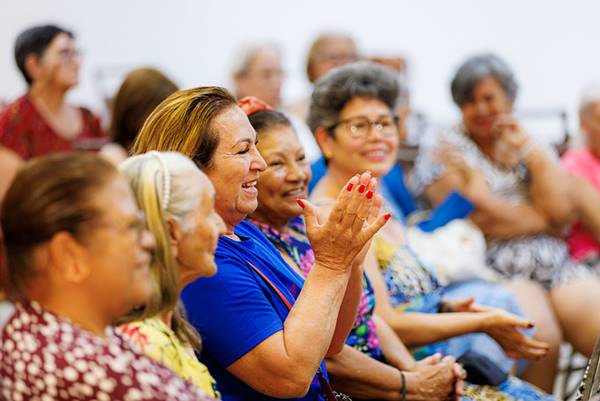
[242,180,257,188]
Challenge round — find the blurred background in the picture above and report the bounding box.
[2,0,600,143]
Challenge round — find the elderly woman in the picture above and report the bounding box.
[117,152,225,398]
[414,53,600,390]
[0,153,214,400]
[562,84,600,266]
[131,86,388,400]
[243,101,463,400]
[308,61,554,399]
[0,25,105,160]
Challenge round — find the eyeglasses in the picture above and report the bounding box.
[49,48,82,62]
[329,115,399,140]
[93,210,148,242]
[242,68,284,82]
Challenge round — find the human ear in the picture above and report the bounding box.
[24,54,42,83]
[315,127,335,160]
[166,218,182,258]
[47,232,91,284]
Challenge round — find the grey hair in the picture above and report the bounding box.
[451,53,519,106]
[229,41,281,78]
[579,83,600,118]
[307,61,399,133]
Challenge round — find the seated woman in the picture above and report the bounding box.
[562,84,600,267]
[0,25,106,160]
[117,151,225,398]
[100,68,179,164]
[131,86,388,400]
[243,99,464,400]
[308,61,554,397]
[413,53,600,389]
[0,152,214,400]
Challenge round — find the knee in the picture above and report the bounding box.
[533,317,563,354]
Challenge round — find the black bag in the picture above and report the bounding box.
[457,350,508,386]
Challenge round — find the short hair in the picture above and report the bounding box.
[451,53,519,107]
[230,42,280,78]
[14,24,74,85]
[131,86,237,170]
[248,110,292,136]
[579,83,600,119]
[306,33,358,83]
[1,153,117,295]
[110,67,179,151]
[307,61,399,134]
[118,151,205,350]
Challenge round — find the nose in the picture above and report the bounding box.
[286,161,307,183]
[251,147,267,172]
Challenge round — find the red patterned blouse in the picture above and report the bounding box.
[0,94,107,160]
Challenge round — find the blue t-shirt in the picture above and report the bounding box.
[181,220,327,401]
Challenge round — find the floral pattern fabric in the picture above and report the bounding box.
[0,301,214,401]
[119,318,220,398]
[248,216,383,360]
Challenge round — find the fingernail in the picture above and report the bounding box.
[296,199,305,208]
[358,184,366,193]
[527,322,534,328]
[346,182,354,192]
[366,190,373,199]
[384,213,392,220]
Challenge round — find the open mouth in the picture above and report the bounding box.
[241,179,258,196]
[362,149,389,161]
[283,187,306,198]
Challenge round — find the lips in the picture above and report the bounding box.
[361,148,389,162]
[282,187,306,198]
[241,178,258,196]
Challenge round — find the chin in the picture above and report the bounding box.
[203,261,218,277]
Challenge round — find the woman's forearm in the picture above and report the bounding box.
[281,263,352,377]
[327,264,363,356]
[379,309,487,347]
[326,345,405,400]
[372,314,417,371]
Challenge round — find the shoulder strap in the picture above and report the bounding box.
[247,261,293,310]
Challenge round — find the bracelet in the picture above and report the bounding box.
[400,371,406,401]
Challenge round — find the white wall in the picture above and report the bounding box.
[2,0,600,141]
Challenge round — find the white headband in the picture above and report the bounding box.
[147,151,171,210]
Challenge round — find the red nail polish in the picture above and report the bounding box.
[384,213,392,220]
[366,190,373,199]
[346,182,354,192]
[297,199,305,208]
[358,184,366,193]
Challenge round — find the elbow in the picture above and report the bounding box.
[266,373,312,398]
[325,341,345,357]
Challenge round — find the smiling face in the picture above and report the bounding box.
[461,75,513,141]
[319,96,399,178]
[204,106,267,232]
[251,124,311,228]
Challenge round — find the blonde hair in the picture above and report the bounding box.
[131,86,237,170]
[118,151,204,350]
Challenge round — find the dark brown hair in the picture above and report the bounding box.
[1,152,118,294]
[110,67,178,150]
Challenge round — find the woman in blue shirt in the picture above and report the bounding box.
[131,87,390,400]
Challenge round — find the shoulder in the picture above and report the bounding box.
[0,95,32,125]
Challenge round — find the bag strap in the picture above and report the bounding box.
[246,261,337,401]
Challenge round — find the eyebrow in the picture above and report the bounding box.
[232,138,253,148]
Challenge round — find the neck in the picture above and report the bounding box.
[463,126,496,155]
[160,309,173,328]
[322,164,358,198]
[29,82,68,112]
[249,210,291,232]
[28,289,110,337]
